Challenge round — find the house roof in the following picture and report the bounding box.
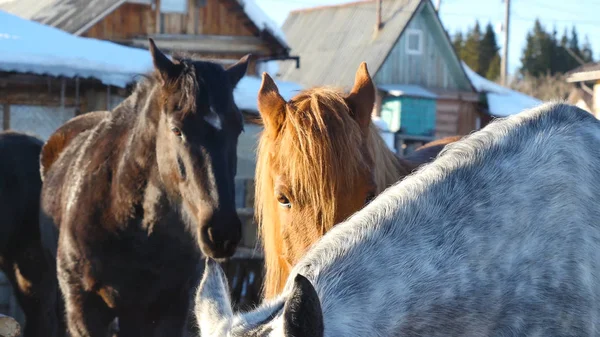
[278,0,472,92]
[378,84,437,99]
[462,62,541,117]
[278,0,423,88]
[0,0,289,50]
[565,62,600,83]
[0,9,153,88]
[0,0,126,36]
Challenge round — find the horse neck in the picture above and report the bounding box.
[109,88,161,223]
[367,125,417,193]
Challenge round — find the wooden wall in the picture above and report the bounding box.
[85,3,155,40]
[83,0,257,40]
[434,99,486,138]
[374,4,472,92]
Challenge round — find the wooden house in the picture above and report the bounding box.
[277,0,488,154]
[0,0,296,75]
[566,62,600,118]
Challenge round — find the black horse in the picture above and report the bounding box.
[0,131,63,337]
[39,39,248,337]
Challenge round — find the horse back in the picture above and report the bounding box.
[40,111,109,181]
[0,131,44,253]
[39,111,109,257]
[405,135,463,166]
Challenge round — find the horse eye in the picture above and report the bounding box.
[365,193,375,205]
[277,194,291,209]
[171,127,183,138]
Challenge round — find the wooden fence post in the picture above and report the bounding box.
[0,314,21,337]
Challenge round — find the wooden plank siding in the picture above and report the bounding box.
[374,6,471,91]
[83,0,256,40]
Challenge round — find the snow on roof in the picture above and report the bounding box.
[234,75,303,113]
[462,62,542,117]
[237,0,289,49]
[0,10,153,88]
[378,84,438,99]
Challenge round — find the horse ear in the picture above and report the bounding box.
[283,274,324,337]
[195,258,233,336]
[345,62,375,133]
[226,54,252,88]
[148,38,181,84]
[258,72,287,132]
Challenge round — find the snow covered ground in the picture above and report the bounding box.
[462,62,542,117]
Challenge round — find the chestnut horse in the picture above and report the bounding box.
[0,131,64,337]
[255,63,460,298]
[39,40,247,336]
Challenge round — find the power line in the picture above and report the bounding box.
[259,0,600,27]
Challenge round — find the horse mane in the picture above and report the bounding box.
[256,87,413,298]
[367,125,415,193]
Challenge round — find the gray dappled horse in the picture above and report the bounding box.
[197,102,600,336]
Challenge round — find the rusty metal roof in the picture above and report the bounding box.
[278,0,424,89]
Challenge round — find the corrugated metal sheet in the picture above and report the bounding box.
[279,0,423,89]
[0,0,125,35]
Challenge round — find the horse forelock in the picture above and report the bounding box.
[255,87,373,298]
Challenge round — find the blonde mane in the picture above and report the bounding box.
[255,87,415,298]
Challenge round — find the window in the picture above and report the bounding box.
[405,29,423,55]
[160,0,187,13]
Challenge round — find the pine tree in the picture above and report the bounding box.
[480,22,501,80]
[569,26,581,58]
[452,31,464,56]
[520,19,554,77]
[486,54,501,80]
[582,35,594,63]
[462,21,482,74]
[553,28,572,74]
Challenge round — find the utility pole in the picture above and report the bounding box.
[435,0,442,12]
[501,0,511,86]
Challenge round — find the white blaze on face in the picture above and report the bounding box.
[205,107,222,131]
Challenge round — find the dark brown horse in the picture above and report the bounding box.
[0,131,64,337]
[39,40,248,337]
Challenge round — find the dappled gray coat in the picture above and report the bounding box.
[197,102,600,337]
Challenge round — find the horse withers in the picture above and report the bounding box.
[254,63,460,298]
[197,103,600,336]
[0,131,63,337]
[39,39,248,336]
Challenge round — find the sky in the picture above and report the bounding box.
[254,0,600,75]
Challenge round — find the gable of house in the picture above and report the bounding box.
[374,1,472,91]
[279,0,423,89]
